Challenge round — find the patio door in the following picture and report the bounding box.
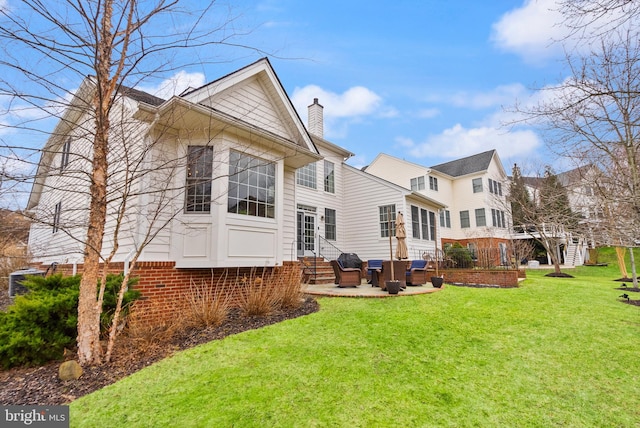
[297,206,317,257]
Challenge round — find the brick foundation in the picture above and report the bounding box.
[33,260,297,321]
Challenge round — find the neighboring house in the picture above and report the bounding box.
[364,150,512,264]
[514,165,598,267]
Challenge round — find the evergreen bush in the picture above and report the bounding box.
[0,273,140,368]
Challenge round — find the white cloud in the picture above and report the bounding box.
[416,108,440,119]
[448,83,529,109]
[291,84,385,138]
[491,0,567,62]
[405,124,542,162]
[138,71,206,100]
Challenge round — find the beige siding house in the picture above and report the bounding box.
[364,150,512,256]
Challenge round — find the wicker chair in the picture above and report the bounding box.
[405,259,428,286]
[330,260,362,287]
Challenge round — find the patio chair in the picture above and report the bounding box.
[330,260,362,287]
[366,259,383,285]
[405,259,428,286]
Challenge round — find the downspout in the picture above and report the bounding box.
[123,248,136,276]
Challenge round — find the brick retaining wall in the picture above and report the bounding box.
[441,268,520,287]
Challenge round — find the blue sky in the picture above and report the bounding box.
[0,0,586,178]
[140,0,578,172]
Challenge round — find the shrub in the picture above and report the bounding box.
[446,243,473,268]
[0,273,140,369]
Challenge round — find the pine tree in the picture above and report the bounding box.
[509,164,533,229]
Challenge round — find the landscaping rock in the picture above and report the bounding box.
[59,360,83,381]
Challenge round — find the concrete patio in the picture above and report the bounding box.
[302,278,444,298]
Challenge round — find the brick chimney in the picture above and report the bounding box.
[307,98,324,138]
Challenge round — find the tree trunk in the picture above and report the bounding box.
[105,256,138,363]
[76,0,114,366]
[630,247,638,288]
[77,123,110,365]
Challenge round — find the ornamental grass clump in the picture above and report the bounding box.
[270,264,304,310]
[185,272,231,328]
[237,268,279,317]
[124,298,184,355]
[237,265,304,316]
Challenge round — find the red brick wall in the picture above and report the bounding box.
[33,260,290,321]
[441,268,519,287]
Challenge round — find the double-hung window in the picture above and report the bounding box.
[52,202,62,233]
[460,210,470,228]
[421,208,429,240]
[475,208,486,227]
[324,208,336,240]
[411,206,420,238]
[379,205,396,238]
[491,209,506,228]
[410,176,425,191]
[440,210,451,228]
[429,211,436,241]
[429,176,438,191]
[324,161,335,193]
[488,179,503,196]
[60,139,71,171]
[185,146,213,213]
[472,178,483,193]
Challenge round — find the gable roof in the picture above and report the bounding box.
[430,150,496,177]
[180,57,318,155]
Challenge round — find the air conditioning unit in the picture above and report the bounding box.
[8,268,45,298]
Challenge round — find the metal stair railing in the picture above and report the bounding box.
[317,235,344,262]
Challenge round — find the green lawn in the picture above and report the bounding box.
[70,249,640,427]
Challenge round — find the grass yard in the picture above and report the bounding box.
[70,249,640,427]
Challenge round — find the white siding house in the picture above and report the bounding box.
[27,58,322,269]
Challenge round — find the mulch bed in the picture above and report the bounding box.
[615,285,640,306]
[447,283,518,289]
[0,295,319,406]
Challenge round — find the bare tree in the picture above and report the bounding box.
[557,0,640,41]
[515,16,640,280]
[508,164,583,276]
[0,0,260,365]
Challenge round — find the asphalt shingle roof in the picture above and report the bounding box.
[430,149,495,177]
[120,86,165,106]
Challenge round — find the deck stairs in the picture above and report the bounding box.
[299,257,336,285]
